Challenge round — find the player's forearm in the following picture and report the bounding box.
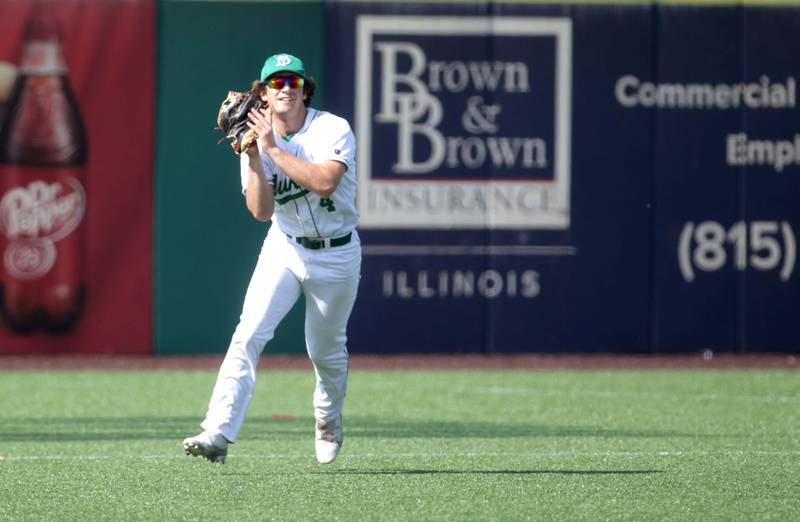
[265,146,340,198]
[244,153,274,221]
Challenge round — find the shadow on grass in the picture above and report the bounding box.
[0,415,703,443]
[342,417,697,439]
[0,416,226,443]
[316,469,665,476]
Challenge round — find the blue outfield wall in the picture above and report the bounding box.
[324,2,800,353]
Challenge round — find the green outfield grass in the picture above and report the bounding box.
[0,367,798,520]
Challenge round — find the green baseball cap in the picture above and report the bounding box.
[260,53,306,81]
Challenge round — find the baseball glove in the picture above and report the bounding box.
[216,90,265,154]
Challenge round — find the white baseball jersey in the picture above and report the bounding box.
[240,108,358,238]
[199,103,360,457]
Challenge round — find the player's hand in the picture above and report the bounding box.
[247,108,277,154]
[244,141,260,160]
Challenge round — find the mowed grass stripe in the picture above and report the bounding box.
[0,369,798,521]
[4,449,800,460]
[457,384,800,403]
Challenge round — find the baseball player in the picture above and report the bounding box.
[183,53,361,465]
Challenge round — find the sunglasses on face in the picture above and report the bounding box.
[265,75,304,90]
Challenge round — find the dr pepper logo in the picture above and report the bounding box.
[0,178,85,241]
[356,16,572,229]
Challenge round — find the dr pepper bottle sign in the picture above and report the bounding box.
[0,12,87,333]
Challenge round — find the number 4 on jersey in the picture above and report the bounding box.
[320,198,336,212]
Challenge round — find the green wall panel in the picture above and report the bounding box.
[155,0,326,354]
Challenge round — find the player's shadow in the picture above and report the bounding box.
[316,469,665,476]
[315,416,703,440]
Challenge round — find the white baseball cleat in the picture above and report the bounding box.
[315,417,343,464]
[183,431,228,464]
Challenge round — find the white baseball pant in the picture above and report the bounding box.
[201,226,361,443]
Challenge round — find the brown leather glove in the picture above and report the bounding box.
[215,90,265,154]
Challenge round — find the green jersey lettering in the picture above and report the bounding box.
[320,198,336,212]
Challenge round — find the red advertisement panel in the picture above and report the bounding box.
[0,0,154,354]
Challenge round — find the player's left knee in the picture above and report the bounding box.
[308,348,348,370]
[306,331,346,351]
